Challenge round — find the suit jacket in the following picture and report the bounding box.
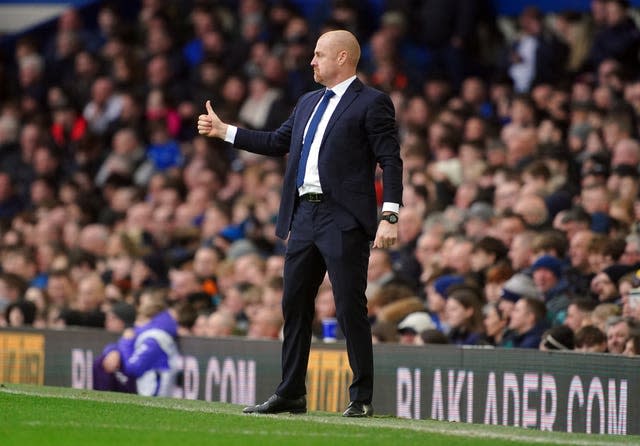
[234,78,403,240]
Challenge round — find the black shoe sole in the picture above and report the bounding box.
[243,407,307,414]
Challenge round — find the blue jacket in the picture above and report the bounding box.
[104,310,179,397]
[500,324,546,349]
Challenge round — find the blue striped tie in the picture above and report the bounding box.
[296,89,335,188]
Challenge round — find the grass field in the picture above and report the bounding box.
[0,384,638,446]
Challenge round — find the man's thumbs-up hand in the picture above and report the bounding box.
[197,100,227,139]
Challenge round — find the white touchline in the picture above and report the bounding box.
[1,387,630,446]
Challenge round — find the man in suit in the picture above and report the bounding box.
[197,30,403,417]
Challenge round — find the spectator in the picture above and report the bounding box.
[205,310,237,337]
[425,274,465,333]
[575,324,608,353]
[564,298,598,333]
[246,307,283,340]
[566,229,596,296]
[192,245,222,300]
[498,272,538,321]
[586,0,640,74]
[61,272,106,328]
[481,302,508,346]
[82,77,123,135]
[531,254,571,326]
[501,297,547,349]
[469,235,508,288]
[623,331,640,356]
[93,288,180,396]
[391,206,423,291]
[445,287,484,345]
[397,311,435,345]
[95,127,146,187]
[605,315,635,354]
[483,262,513,305]
[104,302,137,333]
[168,269,201,305]
[508,230,536,272]
[414,228,445,285]
[4,300,37,327]
[590,263,636,303]
[539,325,575,351]
[506,6,568,93]
[366,248,413,299]
[0,272,28,313]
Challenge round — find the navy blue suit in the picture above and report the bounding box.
[233,78,402,404]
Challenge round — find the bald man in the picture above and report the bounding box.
[198,30,403,417]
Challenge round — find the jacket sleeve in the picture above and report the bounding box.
[233,108,295,157]
[118,337,163,379]
[365,93,403,205]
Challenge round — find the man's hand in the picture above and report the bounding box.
[372,214,398,249]
[197,100,227,139]
[102,350,121,373]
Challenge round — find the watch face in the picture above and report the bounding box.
[385,214,398,223]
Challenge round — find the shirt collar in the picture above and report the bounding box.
[327,75,356,98]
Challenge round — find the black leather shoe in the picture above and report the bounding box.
[342,401,373,417]
[243,394,307,414]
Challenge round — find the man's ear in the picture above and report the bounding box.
[338,50,347,66]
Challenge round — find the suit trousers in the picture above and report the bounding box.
[276,199,373,404]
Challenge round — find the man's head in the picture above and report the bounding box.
[531,255,563,293]
[569,229,595,271]
[564,298,598,333]
[508,297,546,335]
[311,30,360,87]
[606,316,632,354]
[575,325,607,353]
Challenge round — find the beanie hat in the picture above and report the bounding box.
[433,274,465,297]
[500,273,538,303]
[531,255,563,278]
[110,302,136,327]
[397,312,435,334]
[602,264,636,286]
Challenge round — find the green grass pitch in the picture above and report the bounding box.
[0,384,637,446]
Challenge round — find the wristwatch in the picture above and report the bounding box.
[381,213,399,224]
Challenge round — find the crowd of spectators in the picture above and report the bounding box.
[1,0,640,357]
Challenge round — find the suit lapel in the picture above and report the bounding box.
[294,90,324,155]
[321,78,362,147]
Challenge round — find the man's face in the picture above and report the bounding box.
[564,304,585,332]
[470,249,493,272]
[533,268,557,293]
[310,35,339,86]
[607,321,630,354]
[508,235,530,270]
[590,272,618,302]
[508,299,531,334]
[569,231,592,269]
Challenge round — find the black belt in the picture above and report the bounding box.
[300,193,324,203]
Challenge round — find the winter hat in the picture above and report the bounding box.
[531,255,563,278]
[500,273,538,303]
[397,312,435,334]
[602,264,636,285]
[465,202,494,222]
[110,302,136,328]
[433,274,465,297]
